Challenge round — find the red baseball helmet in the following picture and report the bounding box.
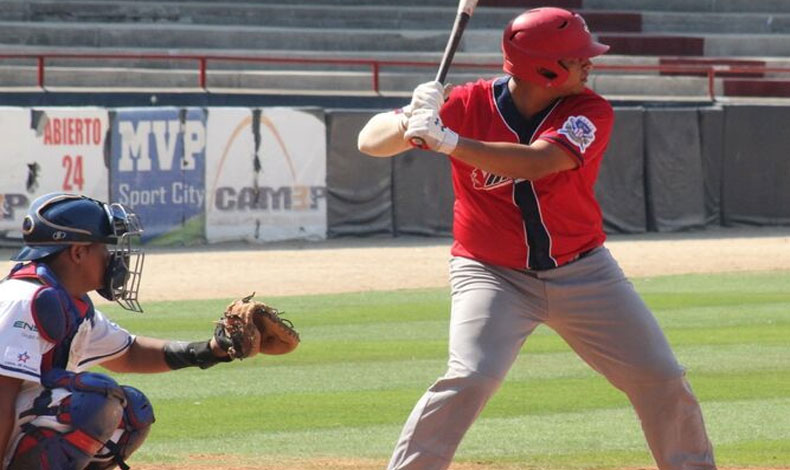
[502,7,609,87]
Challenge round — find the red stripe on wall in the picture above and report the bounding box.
[580,12,642,33]
[478,0,583,8]
[598,35,705,56]
[724,79,790,97]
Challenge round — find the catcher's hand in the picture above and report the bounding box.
[214,293,300,360]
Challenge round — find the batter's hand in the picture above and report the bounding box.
[405,109,459,155]
[409,81,451,114]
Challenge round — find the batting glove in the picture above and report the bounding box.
[395,104,413,132]
[405,109,459,155]
[410,81,447,113]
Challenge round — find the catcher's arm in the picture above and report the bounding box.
[101,336,228,373]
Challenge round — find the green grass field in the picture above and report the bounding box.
[103,270,790,469]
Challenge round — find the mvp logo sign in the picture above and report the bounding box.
[116,119,205,172]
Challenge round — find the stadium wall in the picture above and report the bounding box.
[0,97,785,247]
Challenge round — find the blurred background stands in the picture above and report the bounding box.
[2,0,790,100]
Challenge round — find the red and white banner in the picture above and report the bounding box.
[205,108,327,242]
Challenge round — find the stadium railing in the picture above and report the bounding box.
[2,52,790,101]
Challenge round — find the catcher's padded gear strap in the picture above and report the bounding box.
[163,340,231,370]
[88,385,155,470]
[40,369,125,398]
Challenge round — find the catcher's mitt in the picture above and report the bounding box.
[214,293,300,360]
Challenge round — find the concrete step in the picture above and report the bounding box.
[43,0,465,6]
[641,12,790,34]
[0,21,453,51]
[7,2,790,35]
[466,30,790,58]
[583,0,790,14]
[0,3,637,34]
[2,2,520,29]
[6,20,790,57]
[41,0,790,13]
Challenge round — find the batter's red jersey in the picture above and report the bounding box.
[440,76,614,270]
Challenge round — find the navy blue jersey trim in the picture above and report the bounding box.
[77,336,133,368]
[513,181,557,270]
[493,77,533,143]
[493,77,559,270]
[0,363,40,380]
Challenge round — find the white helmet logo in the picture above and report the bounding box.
[52,231,67,241]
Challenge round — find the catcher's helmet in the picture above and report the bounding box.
[502,7,609,87]
[12,193,145,312]
[13,193,120,261]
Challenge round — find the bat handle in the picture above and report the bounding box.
[409,136,427,149]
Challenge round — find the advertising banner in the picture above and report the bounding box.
[109,107,206,245]
[205,107,327,243]
[0,107,109,239]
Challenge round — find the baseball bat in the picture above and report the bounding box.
[411,0,478,148]
[435,0,478,84]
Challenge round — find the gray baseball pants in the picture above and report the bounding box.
[387,246,716,470]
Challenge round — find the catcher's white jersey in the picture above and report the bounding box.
[0,278,134,468]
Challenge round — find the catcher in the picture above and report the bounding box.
[0,193,299,470]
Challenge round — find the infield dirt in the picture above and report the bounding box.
[121,226,788,303]
[2,227,787,304]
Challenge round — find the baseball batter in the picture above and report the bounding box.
[0,193,293,470]
[357,7,716,470]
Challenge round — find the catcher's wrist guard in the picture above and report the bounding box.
[163,340,231,370]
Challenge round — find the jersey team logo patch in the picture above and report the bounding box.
[3,346,40,374]
[471,169,511,190]
[558,115,597,154]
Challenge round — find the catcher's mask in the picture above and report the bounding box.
[502,7,609,87]
[12,193,145,313]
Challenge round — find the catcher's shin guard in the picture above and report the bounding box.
[87,386,155,470]
[9,371,126,470]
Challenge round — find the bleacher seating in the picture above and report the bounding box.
[1,0,790,99]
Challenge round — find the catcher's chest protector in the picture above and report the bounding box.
[7,262,95,372]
